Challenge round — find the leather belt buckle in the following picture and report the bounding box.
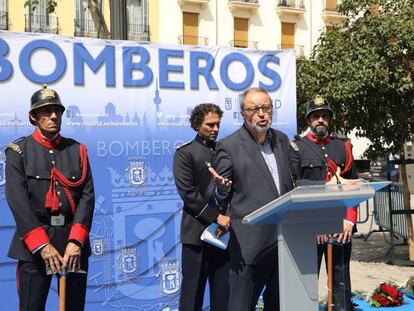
[51,214,65,226]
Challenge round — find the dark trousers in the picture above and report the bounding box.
[179,243,229,311]
[318,241,352,311]
[17,260,87,311]
[228,247,279,311]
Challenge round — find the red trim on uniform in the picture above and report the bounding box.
[31,130,62,149]
[45,144,89,214]
[22,227,49,253]
[342,141,353,175]
[68,223,89,244]
[306,132,332,145]
[346,206,358,224]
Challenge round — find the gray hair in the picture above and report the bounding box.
[239,87,271,111]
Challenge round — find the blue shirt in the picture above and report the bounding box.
[258,138,280,192]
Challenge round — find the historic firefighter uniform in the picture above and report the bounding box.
[173,134,229,311]
[290,96,358,311]
[5,85,95,311]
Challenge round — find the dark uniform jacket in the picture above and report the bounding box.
[208,125,294,265]
[5,132,95,264]
[173,135,220,245]
[289,134,359,224]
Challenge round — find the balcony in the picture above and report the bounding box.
[25,14,58,34]
[276,0,305,18]
[277,44,304,58]
[228,0,260,13]
[178,35,208,46]
[128,24,150,41]
[177,0,210,7]
[0,11,7,30]
[230,40,258,49]
[321,1,346,25]
[74,18,98,38]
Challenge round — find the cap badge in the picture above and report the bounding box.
[41,84,55,98]
[314,95,325,106]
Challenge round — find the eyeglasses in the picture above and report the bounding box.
[243,105,273,114]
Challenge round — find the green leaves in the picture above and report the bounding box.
[297,0,414,158]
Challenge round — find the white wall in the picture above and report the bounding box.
[158,0,337,56]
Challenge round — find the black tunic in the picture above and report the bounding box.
[5,134,95,263]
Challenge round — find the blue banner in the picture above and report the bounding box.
[0,31,296,310]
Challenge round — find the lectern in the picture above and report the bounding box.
[242,182,389,311]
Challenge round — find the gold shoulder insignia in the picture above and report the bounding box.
[176,141,192,150]
[6,142,23,154]
[290,141,299,151]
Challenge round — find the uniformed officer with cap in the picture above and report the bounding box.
[290,95,359,311]
[173,103,230,311]
[5,84,95,310]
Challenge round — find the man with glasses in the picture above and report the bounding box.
[289,95,359,310]
[5,85,95,310]
[208,87,294,310]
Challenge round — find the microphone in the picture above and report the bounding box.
[293,135,341,184]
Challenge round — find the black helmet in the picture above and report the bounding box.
[305,95,333,120]
[29,84,65,125]
[30,84,65,113]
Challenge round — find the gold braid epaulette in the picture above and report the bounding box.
[6,143,23,154]
[290,141,299,151]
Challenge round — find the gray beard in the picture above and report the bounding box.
[245,119,271,134]
[310,125,328,138]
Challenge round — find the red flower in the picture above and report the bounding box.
[370,283,405,307]
[382,298,391,306]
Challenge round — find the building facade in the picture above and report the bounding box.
[151,0,344,57]
[2,0,148,40]
[2,0,345,58]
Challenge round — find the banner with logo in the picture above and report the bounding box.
[0,31,296,310]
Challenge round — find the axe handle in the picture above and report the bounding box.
[327,242,333,311]
[59,274,66,311]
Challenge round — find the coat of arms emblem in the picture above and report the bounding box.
[128,161,146,186]
[119,248,139,274]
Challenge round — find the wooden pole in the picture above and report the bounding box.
[327,237,333,311]
[59,268,67,311]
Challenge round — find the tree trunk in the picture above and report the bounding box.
[399,147,414,260]
[85,0,110,39]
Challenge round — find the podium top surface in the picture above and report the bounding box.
[243,181,390,225]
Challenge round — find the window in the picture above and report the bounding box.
[233,17,248,48]
[281,22,295,49]
[127,0,149,41]
[325,0,337,11]
[182,12,199,45]
[0,0,7,30]
[25,0,58,33]
[74,0,101,37]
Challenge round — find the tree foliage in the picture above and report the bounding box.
[297,0,414,159]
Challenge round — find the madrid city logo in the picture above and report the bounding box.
[118,248,139,274]
[92,239,105,256]
[157,258,181,295]
[128,161,146,186]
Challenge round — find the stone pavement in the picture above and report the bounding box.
[318,199,414,302]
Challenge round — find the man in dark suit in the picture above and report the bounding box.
[5,85,95,310]
[208,87,293,311]
[173,103,230,311]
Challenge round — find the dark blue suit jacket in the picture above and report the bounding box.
[209,125,293,265]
